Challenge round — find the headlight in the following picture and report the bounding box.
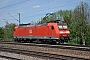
[66,31,70,33]
[60,31,64,34]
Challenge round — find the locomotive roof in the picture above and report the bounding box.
[47,20,62,23]
[18,23,35,28]
[19,23,31,26]
[18,23,48,28]
[18,20,65,28]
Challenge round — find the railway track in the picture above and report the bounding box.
[0,47,89,60]
[0,41,89,59]
[0,55,21,60]
[0,41,90,51]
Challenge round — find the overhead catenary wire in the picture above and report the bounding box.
[0,0,90,22]
[0,0,89,16]
[0,0,74,16]
[0,0,52,13]
[0,0,30,9]
[2,1,86,20]
[21,1,81,19]
[21,0,90,19]
[8,13,18,21]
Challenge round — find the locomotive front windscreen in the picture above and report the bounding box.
[58,25,67,29]
[58,23,68,29]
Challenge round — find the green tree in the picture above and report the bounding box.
[39,1,90,45]
[73,2,90,45]
[3,21,16,41]
[0,27,4,40]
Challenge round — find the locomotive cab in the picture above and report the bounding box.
[48,20,72,43]
[58,23,71,42]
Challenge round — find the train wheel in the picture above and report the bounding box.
[14,38,17,42]
[50,40,56,44]
[61,40,64,44]
[56,40,61,44]
[17,38,20,42]
[56,41,59,44]
[29,39,33,43]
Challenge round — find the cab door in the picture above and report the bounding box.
[49,26,54,37]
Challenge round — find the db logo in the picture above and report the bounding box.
[29,30,32,33]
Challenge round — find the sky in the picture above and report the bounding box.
[0,0,90,27]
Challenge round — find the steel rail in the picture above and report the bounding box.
[0,47,89,60]
[0,41,90,47]
[0,42,90,51]
[0,55,21,60]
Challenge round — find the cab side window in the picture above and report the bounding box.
[14,29,15,31]
[51,26,54,30]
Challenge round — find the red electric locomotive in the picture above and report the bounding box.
[14,20,72,44]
